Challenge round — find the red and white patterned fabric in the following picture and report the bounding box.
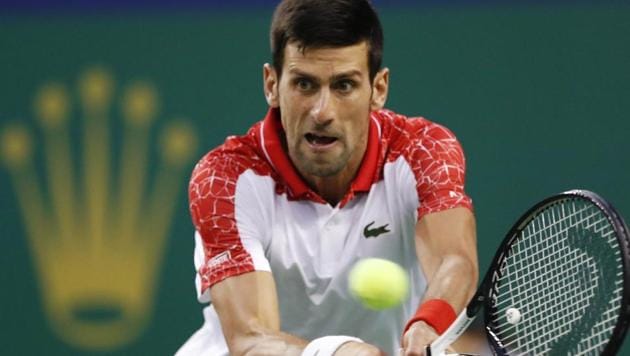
[178,108,472,356]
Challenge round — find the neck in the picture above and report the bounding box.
[303,143,366,206]
[305,170,355,206]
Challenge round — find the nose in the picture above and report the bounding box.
[309,88,334,125]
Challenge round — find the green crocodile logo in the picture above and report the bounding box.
[363,221,391,238]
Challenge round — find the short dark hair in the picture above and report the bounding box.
[270,0,383,80]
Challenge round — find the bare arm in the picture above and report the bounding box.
[211,271,306,355]
[211,271,383,356]
[402,207,479,355]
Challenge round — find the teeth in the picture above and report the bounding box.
[306,133,336,145]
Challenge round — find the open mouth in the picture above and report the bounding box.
[305,133,338,147]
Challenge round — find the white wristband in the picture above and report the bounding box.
[301,335,364,356]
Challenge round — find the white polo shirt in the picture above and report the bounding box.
[178,108,472,355]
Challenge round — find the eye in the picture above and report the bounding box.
[295,78,315,92]
[334,79,357,94]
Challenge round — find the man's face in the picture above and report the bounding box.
[266,42,385,179]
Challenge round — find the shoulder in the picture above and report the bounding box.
[374,110,472,216]
[190,122,271,190]
[374,109,464,164]
[189,122,275,220]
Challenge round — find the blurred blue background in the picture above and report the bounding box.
[1,0,629,354]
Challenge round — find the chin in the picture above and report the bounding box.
[294,145,349,177]
[303,160,346,178]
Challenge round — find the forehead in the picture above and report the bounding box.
[283,41,369,77]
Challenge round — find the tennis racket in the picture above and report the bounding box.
[428,189,630,356]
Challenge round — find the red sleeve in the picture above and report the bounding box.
[188,149,256,292]
[405,120,473,219]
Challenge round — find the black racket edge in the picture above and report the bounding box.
[465,189,630,356]
[581,190,630,356]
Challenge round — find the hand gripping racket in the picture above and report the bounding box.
[428,189,630,355]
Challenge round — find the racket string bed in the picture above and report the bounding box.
[496,206,616,354]
[488,198,624,355]
[427,190,629,356]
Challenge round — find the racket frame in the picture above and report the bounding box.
[427,189,630,356]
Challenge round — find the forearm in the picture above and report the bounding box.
[211,271,306,355]
[414,207,479,314]
[421,253,478,312]
[402,251,478,353]
[404,208,478,352]
[230,332,383,356]
[228,329,308,356]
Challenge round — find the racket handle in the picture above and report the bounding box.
[399,348,477,356]
[396,348,455,356]
[398,347,455,356]
[426,310,475,356]
[425,351,480,356]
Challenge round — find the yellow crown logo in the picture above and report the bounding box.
[0,67,197,351]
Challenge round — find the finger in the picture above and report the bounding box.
[403,344,429,356]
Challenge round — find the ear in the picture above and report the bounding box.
[263,63,280,108]
[370,68,389,111]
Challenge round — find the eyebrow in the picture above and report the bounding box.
[288,69,363,81]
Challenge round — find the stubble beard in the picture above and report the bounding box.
[292,139,351,178]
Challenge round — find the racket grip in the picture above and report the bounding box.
[397,347,458,356]
[426,310,475,356]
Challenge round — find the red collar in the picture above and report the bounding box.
[260,108,381,203]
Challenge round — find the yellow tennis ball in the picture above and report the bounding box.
[349,258,409,310]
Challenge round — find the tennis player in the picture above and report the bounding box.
[177,0,478,355]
